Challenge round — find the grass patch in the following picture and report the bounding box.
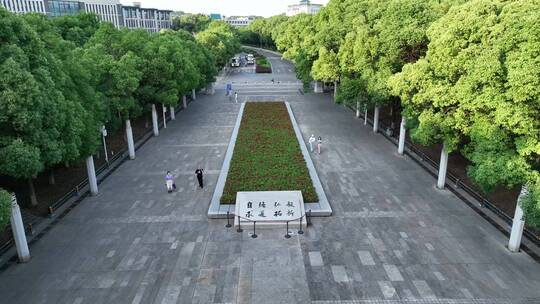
[256,57,270,68]
[220,102,318,204]
[253,52,272,73]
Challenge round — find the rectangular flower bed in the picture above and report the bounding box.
[220,102,318,204]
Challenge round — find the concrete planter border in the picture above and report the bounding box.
[207,101,332,218]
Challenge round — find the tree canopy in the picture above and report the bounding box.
[172,13,212,34]
[196,21,240,67]
[389,0,540,226]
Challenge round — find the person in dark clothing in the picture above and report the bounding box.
[195,168,204,188]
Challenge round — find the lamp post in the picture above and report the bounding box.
[101,125,108,163]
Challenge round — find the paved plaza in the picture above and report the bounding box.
[0,50,539,304]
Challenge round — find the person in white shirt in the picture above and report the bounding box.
[308,135,316,152]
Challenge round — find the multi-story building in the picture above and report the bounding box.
[286,0,322,16]
[47,0,83,17]
[1,0,172,32]
[156,9,171,31]
[123,2,171,33]
[80,0,123,28]
[0,0,47,14]
[224,15,257,27]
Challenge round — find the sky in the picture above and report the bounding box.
[120,0,329,18]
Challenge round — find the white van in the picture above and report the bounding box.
[247,54,254,64]
[231,57,240,67]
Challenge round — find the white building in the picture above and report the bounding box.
[1,0,171,32]
[80,0,123,28]
[122,2,171,33]
[287,0,322,16]
[0,0,46,14]
[224,15,256,27]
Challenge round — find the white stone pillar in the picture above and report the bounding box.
[398,117,406,155]
[356,101,360,118]
[10,194,30,262]
[437,144,449,189]
[151,104,159,136]
[86,155,98,195]
[373,106,380,133]
[364,107,368,125]
[314,81,323,93]
[170,105,175,120]
[125,119,135,160]
[508,186,528,252]
[192,88,196,100]
[183,95,187,109]
[162,104,167,129]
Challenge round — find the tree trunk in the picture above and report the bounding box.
[10,195,30,263]
[86,156,98,196]
[28,178,38,207]
[151,104,159,136]
[364,105,368,125]
[162,104,167,129]
[508,185,528,252]
[373,106,380,133]
[48,170,55,185]
[333,81,338,102]
[437,144,449,189]
[398,117,406,155]
[170,105,175,120]
[126,120,135,160]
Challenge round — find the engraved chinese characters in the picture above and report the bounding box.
[244,200,297,220]
[235,191,306,229]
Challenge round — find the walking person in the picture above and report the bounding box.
[165,171,175,193]
[234,92,238,103]
[195,168,204,188]
[308,134,316,152]
[317,136,322,154]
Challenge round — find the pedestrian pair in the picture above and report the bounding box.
[308,135,322,154]
[165,169,204,192]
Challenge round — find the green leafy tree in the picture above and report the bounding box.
[196,21,240,67]
[172,13,211,33]
[84,24,143,129]
[53,13,101,46]
[243,15,288,49]
[0,9,72,205]
[389,0,540,226]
